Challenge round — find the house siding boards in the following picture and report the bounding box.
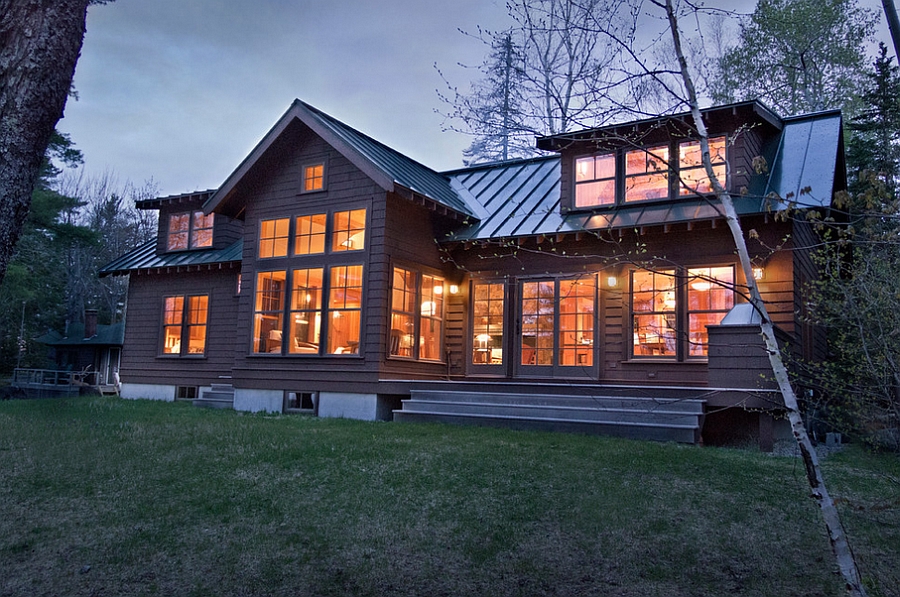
[119,268,238,390]
[103,99,842,440]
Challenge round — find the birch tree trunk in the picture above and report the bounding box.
[657,1,867,594]
[0,0,92,285]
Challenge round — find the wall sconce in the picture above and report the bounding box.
[752,266,765,281]
[449,284,460,295]
[607,276,617,288]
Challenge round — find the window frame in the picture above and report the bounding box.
[470,280,506,371]
[160,293,209,357]
[301,161,326,194]
[389,266,446,362]
[629,264,735,361]
[570,135,728,210]
[166,210,214,252]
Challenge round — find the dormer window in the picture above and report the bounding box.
[678,137,727,196]
[571,136,727,210]
[575,154,615,208]
[167,211,214,251]
[625,144,669,202]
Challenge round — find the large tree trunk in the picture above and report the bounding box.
[659,1,867,594]
[0,0,91,285]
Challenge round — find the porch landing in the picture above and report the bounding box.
[393,389,706,444]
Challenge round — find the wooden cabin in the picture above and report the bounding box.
[100,100,845,448]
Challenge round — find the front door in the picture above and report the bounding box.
[517,275,597,378]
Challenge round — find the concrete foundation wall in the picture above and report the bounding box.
[234,388,282,413]
[121,383,175,402]
[318,392,390,421]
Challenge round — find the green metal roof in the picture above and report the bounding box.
[38,322,125,347]
[99,240,242,277]
[445,110,844,242]
[205,100,475,219]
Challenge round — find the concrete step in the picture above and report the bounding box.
[393,410,700,443]
[409,390,705,413]
[394,390,705,444]
[194,384,234,410]
[399,399,701,426]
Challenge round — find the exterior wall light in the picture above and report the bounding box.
[752,267,764,281]
[449,284,460,295]
[607,276,618,288]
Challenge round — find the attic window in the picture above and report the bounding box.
[302,163,325,193]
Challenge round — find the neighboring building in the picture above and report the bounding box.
[100,99,845,448]
[35,308,124,392]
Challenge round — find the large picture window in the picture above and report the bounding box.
[161,294,208,355]
[389,267,444,361]
[631,266,734,359]
[289,268,323,354]
[167,211,214,251]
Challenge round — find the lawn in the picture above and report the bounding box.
[0,396,897,597]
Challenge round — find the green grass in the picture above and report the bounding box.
[1,396,897,596]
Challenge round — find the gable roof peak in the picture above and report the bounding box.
[204,99,476,219]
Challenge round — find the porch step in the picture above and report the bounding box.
[393,390,705,444]
[193,383,234,410]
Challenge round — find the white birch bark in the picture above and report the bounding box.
[656,1,867,593]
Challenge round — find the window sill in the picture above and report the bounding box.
[622,358,708,364]
[157,354,207,359]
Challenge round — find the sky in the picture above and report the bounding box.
[58,0,512,196]
[57,0,895,198]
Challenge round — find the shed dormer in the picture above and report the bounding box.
[537,101,783,215]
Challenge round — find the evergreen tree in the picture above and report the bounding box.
[712,0,876,115]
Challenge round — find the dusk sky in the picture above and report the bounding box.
[57,0,893,198]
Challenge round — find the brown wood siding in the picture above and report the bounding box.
[380,193,462,379]
[118,266,239,390]
[446,216,797,387]
[792,219,828,362]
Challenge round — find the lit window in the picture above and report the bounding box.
[289,268,323,354]
[632,270,677,357]
[390,268,444,360]
[558,277,595,367]
[303,163,325,192]
[190,212,214,248]
[294,214,326,255]
[625,144,669,202]
[575,154,616,208]
[167,214,189,251]
[679,137,727,196]
[687,266,734,356]
[332,209,366,252]
[162,296,184,354]
[167,211,214,251]
[327,265,363,354]
[253,271,287,354]
[390,267,417,358]
[521,281,555,366]
[631,266,734,358]
[162,294,208,356]
[259,218,290,258]
[472,282,504,366]
[419,274,444,361]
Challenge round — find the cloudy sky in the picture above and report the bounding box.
[58,0,512,196]
[57,0,893,198]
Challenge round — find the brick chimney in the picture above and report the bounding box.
[84,309,98,339]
